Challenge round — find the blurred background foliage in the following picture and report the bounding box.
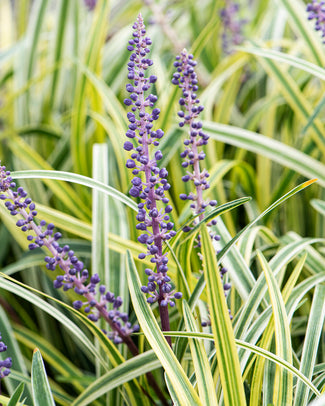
[1,0,325,404]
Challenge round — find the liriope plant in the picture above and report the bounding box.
[0,2,325,406]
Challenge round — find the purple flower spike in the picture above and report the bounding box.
[0,333,11,380]
[306,0,325,42]
[172,51,231,315]
[124,15,182,315]
[0,164,139,347]
[220,2,246,53]
[172,50,215,222]
[84,0,97,11]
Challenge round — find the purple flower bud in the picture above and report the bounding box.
[159,168,168,178]
[54,232,62,240]
[129,186,141,197]
[155,150,163,161]
[149,208,158,218]
[149,245,159,254]
[124,141,134,151]
[114,296,123,308]
[73,300,83,309]
[90,274,100,284]
[126,130,136,138]
[147,282,156,292]
[156,129,164,139]
[126,159,136,168]
[152,108,160,116]
[138,234,149,244]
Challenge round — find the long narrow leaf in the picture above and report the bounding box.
[183,300,218,405]
[200,226,246,406]
[217,179,317,263]
[31,349,55,406]
[71,351,160,406]
[294,285,325,405]
[126,251,202,406]
[240,45,325,80]
[205,121,325,186]
[163,331,320,397]
[179,196,251,245]
[0,274,144,404]
[257,251,293,406]
[8,382,25,406]
[11,170,137,211]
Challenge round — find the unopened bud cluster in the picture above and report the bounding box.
[0,333,11,379]
[306,0,325,41]
[123,14,182,308]
[172,50,218,228]
[220,2,246,53]
[172,51,231,305]
[0,164,139,345]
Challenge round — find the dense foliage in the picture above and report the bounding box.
[1,0,325,405]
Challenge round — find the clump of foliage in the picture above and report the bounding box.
[0,1,325,405]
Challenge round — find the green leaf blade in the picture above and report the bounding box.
[126,251,202,406]
[183,300,218,406]
[31,349,56,406]
[257,251,293,406]
[293,285,325,405]
[200,226,246,406]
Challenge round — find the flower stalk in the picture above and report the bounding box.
[220,1,246,53]
[0,163,170,405]
[124,14,182,345]
[172,50,232,321]
[0,164,139,351]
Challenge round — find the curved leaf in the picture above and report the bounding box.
[31,349,55,406]
[126,251,202,406]
[162,331,320,398]
[293,285,325,405]
[11,170,137,211]
[71,351,160,406]
[200,226,246,406]
[257,251,293,405]
[182,300,218,405]
[204,121,324,186]
[8,382,25,406]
